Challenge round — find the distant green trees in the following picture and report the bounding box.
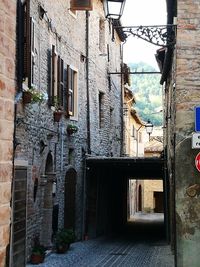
[129,62,163,126]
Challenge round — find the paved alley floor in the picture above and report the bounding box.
[26,213,174,267]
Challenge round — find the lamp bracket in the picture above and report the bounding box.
[113,24,176,47]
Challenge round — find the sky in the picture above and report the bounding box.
[121,0,167,70]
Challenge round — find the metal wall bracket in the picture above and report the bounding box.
[113,24,176,47]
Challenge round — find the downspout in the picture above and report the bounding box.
[120,42,125,156]
[136,125,143,157]
[82,10,90,240]
[86,10,91,154]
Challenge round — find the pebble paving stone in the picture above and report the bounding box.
[26,237,174,267]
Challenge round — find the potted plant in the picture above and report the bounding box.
[30,237,45,264]
[23,87,45,104]
[67,124,78,135]
[53,96,63,122]
[55,228,75,253]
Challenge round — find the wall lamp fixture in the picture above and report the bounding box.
[145,120,154,141]
[103,0,126,20]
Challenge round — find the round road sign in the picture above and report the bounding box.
[195,152,200,172]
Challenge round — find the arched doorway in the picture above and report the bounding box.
[64,168,77,230]
[41,152,55,247]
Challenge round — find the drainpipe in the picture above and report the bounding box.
[86,10,91,154]
[120,42,125,156]
[136,125,143,157]
[82,10,90,241]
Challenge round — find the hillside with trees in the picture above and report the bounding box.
[129,62,163,126]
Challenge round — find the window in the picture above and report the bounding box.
[99,92,104,128]
[49,47,78,119]
[139,132,142,143]
[70,0,93,11]
[23,0,35,88]
[57,56,64,106]
[99,19,105,52]
[66,65,78,119]
[49,45,64,107]
[30,18,35,86]
[132,125,136,138]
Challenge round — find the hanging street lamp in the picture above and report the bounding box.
[145,120,154,141]
[103,0,126,20]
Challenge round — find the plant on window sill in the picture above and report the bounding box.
[23,87,45,104]
[53,96,64,122]
[67,124,78,135]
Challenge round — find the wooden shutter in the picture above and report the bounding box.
[49,45,56,105]
[70,0,93,10]
[67,65,74,116]
[57,57,64,107]
[23,0,31,82]
[12,167,27,267]
[17,1,24,91]
[57,56,60,105]
[30,18,35,86]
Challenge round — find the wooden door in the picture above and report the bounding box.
[154,192,164,213]
[64,169,76,229]
[12,167,27,267]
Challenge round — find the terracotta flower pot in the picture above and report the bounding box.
[30,254,45,264]
[54,111,63,122]
[23,91,32,104]
[56,243,70,254]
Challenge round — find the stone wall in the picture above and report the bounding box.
[0,0,15,266]
[14,0,122,261]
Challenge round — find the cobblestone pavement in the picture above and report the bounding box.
[27,237,174,267]
[27,213,174,267]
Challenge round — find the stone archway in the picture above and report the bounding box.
[64,168,77,230]
[41,152,55,247]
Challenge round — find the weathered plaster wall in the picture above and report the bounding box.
[0,0,15,266]
[143,180,163,212]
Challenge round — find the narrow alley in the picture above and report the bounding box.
[26,213,174,267]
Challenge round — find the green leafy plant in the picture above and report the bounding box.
[30,236,45,264]
[55,228,75,253]
[67,124,78,134]
[24,87,45,103]
[32,245,45,256]
[53,96,63,111]
[56,228,75,245]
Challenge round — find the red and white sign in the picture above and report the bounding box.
[195,152,200,172]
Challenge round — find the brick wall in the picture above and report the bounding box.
[164,0,200,266]
[0,0,16,266]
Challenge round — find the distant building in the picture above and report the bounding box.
[123,85,144,157]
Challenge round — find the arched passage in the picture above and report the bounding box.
[64,168,77,230]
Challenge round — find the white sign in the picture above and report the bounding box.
[192,133,200,149]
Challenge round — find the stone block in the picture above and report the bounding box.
[0,163,12,182]
[0,248,6,267]
[0,182,11,204]
[0,206,10,225]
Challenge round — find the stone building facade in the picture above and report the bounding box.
[0,1,16,266]
[157,0,200,266]
[10,0,124,265]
